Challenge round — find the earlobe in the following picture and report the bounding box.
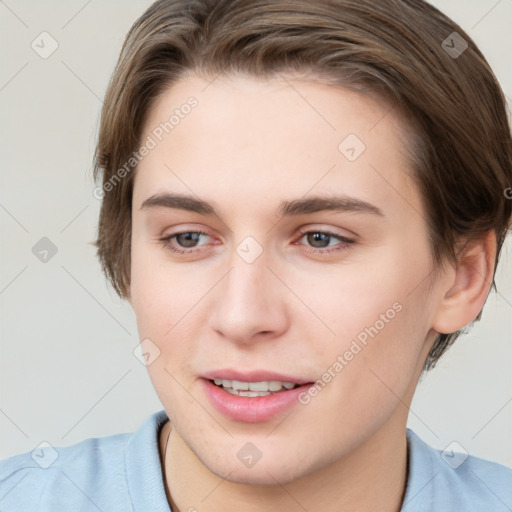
[431,231,497,335]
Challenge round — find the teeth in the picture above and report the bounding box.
[268,381,283,391]
[235,380,250,391]
[248,381,268,392]
[224,388,271,397]
[212,378,298,393]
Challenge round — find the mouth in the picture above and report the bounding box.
[210,378,300,397]
[200,371,315,422]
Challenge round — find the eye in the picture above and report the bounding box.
[159,229,355,255]
[159,231,211,253]
[296,229,355,254]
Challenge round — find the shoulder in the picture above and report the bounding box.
[0,410,170,511]
[402,429,512,512]
[0,431,132,510]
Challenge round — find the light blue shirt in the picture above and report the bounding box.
[0,409,511,511]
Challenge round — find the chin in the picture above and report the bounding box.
[210,462,304,486]
[197,444,317,486]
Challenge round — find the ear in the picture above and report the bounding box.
[431,231,497,335]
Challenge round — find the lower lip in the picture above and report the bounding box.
[201,378,313,423]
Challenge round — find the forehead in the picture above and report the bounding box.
[133,72,421,222]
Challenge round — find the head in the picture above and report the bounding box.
[93,0,511,484]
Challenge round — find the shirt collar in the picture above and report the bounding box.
[125,409,171,511]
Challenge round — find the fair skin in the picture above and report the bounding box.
[128,71,495,512]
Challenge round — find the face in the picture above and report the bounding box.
[130,72,443,484]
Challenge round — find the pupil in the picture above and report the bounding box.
[308,232,330,248]
[177,232,200,248]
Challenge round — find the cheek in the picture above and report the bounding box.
[130,237,192,335]
[130,249,202,405]
[129,239,213,389]
[305,245,433,391]
[304,254,427,344]
[292,281,429,453]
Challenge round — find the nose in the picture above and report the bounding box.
[209,250,290,346]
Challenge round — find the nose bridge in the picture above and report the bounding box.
[223,244,273,315]
[222,230,272,299]
[210,239,288,342]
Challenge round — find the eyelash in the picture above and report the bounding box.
[159,229,355,255]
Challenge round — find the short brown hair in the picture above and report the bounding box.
[93,0,512,370]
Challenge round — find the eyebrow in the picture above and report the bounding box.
[140,192,384,217]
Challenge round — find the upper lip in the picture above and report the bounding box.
[201,368,313,385]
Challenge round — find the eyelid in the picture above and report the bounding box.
[159,223,216,240]
[160,225,354,241]
[296,225,358,241]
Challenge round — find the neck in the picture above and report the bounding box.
[160,415,409,512]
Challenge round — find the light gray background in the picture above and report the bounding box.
[1,0,511,466]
